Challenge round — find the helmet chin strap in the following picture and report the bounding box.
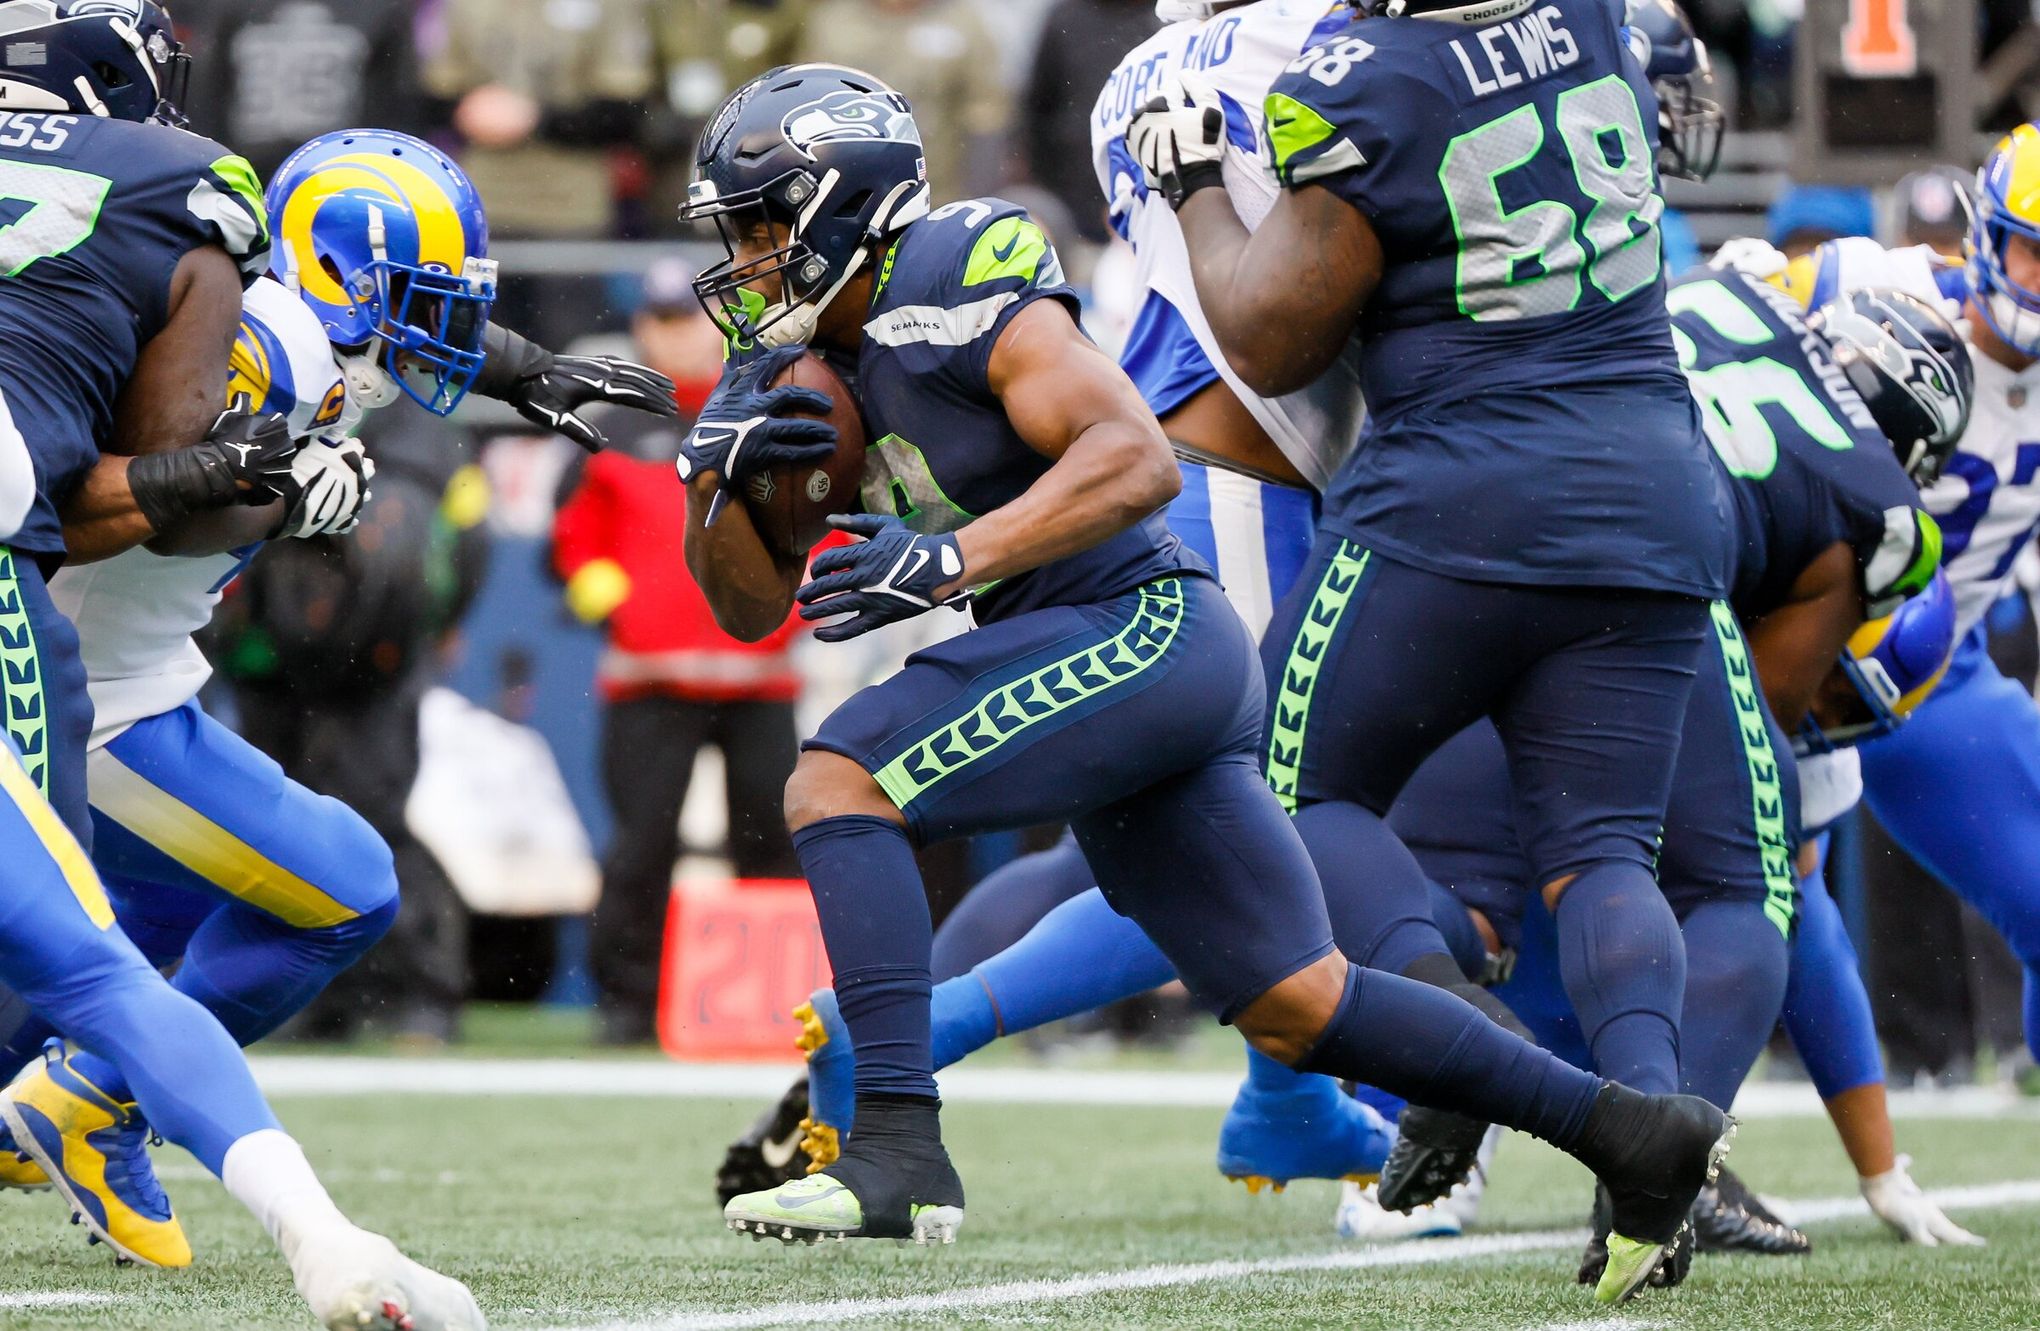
[341,341,401,409]
[753,177,928,348]
[753,248,870,349]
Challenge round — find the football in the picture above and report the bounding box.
[742,350,866,557]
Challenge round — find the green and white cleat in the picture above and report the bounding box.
[724,1174,963,1246]
[1595,1231,1672,1306]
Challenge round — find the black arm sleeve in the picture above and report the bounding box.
[472,322,554,401]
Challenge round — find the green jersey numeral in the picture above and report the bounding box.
[1439,75,1661,321]
[1669,279,1853,480]
[0,160,111,278]
[861,434,975,534]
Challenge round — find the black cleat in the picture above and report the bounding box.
[1570,1086,1734,1304]
[715,1075,812,1207]
[1692,1166,1812,1256]
[724,1094,964,1245]
[1376,1106,1489,1213]
[1579,1184,1695,1289]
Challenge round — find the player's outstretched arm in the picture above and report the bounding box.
[1744,540,1863,728]
[63,246,286,560]
[953,298,1180,589]
[475,322,679,452]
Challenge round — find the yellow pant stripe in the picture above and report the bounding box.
[0,746,112,929]
[86,749,358,930]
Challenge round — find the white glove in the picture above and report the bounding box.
[1707,235,1792,280]
[1861,1156,1986,1246]
[1126,71,1227,210]
[274,438,374,539]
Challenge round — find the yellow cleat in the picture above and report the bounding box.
[0,1146,50,1192]
[794,989,855,1175]
[0,1049,190,1267]
[799,1116,840,1173]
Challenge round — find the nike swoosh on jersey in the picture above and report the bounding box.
[991,234,1020,263]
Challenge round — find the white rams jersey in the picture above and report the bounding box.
[1780,236,2040,638]
[1091,0,1365,492]
[50,277,353,748]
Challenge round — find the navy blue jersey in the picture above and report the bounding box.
[1668,270,1935,619]
[1264,0,1727,595]
[0,113,267,556]
[852,197,1206,621]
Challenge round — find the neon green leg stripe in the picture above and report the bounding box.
[1266,542,1370,813]
[1709,601,1795,937]
[873,579,1187,810]
[0,549,48,797]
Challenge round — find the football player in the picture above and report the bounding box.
[0,3,481,1326]
[1127,1,1737,1291]
[718,0,1732,1214]
[0,127,675,1266]
[1747,128,2040,1079]
[1375,576,1978,1258]
[682,64,1728,1291]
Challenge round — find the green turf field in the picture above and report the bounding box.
[0,1074,2036,1330]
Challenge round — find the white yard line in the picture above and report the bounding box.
[544,1180,2040,1331]
[0,1292,120,1308]
[247,1056,2040,1120]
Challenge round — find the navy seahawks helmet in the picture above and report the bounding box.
[1809,287,1974,485]
[682,64,931,348]
[1625,0,1723,182]
[0,1,189,125]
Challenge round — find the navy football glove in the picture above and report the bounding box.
[795,513,971,642]
[678,344,839,526]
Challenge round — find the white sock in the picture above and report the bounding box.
[221,1129,354,1259]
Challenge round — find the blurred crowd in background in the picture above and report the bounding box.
[159,0,2040,1087]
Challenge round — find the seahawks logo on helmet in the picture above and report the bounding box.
[66,1,145,18]
[781,90,921,158]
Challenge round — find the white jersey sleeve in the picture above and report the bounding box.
[48,277,350,749]
[1091,0,1364,492]
[1779,236,2040,637]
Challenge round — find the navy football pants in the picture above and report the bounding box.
[1264,538,1708,885]
[810,575,1335,1020]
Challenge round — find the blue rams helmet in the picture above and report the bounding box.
[0,0,189,125]
[1624,0,1723,182]
[266,129,496,416]
[682,64,931,348]
[1970,123,2040,358]
[1797,569,1957,755]
[1809,287,1974,485]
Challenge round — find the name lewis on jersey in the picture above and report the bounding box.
[1445,6,1579,98]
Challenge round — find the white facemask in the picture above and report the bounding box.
[1988,289,2040,358]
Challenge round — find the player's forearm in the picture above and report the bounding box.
[1173,189,1279,388]
[61,453,282,562]
[684,474,800,641]
[1823,1083,1898,1179]
[59,456,157,563]
[953,422,1179,592]
[146,503,283,557]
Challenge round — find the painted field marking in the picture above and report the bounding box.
[247,1056,2040,1121]
[546,1179,2040,1331]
